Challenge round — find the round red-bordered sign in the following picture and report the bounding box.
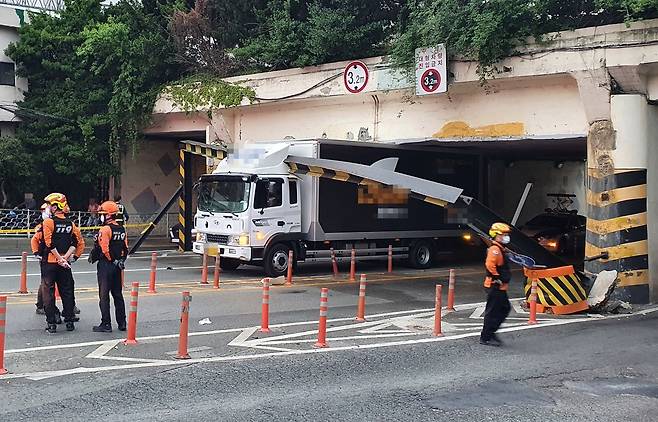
[420,68,441,93]
[343,61,369,94]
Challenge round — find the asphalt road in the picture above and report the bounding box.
[1,255,656,421]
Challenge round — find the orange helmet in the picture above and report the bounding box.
[98,201,119,215]
[44,193,68,210]
[489,222,511,238]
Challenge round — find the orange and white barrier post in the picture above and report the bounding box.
[446,269,456,311]
[285,250,293,286]
[387,245,393,273]
[18,252,28,294]
[528,279,538,325]
[356,274,367,321]
[147,252,157,293]
[0,295,7,374]
[260,278,271,333]
[201,250,209,285]
[124,282,139,345]
[175,291,191,359]
[213,255,221,289]
[314,288,329,348]
[349,248,356,281]
[433,284,443,337]
[330,248,339,277]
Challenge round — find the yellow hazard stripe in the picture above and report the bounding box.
[558,275,581,302]
[585,239,648,261]
[587,184,647,206]
[617,270,649,287]
[586,212,647,235]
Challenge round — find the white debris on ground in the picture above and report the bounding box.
[198,318,212,325]
[586,270,633,314]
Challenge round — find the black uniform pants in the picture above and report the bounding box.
[41,263,75,324]
[97,260,126,327]
[36,261,60,314]
[480,287,511,341]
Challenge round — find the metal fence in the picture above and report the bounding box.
[0,209,177,239]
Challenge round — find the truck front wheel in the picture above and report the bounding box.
[264,243,292,278]
[408,240,434,269]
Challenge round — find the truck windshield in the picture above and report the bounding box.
[198,177,251,214]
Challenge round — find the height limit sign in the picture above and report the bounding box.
[343,61,369,94]
[415,45,447,95]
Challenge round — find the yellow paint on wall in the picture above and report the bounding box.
[434,121,525,138]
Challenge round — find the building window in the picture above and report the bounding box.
[289,180,298,205]
[0,62,15,86]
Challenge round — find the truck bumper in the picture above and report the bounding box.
[193,242,252,262]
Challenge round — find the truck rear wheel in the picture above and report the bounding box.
[220,257,241,271]
[264,243,292,278]
[408,240,434,269]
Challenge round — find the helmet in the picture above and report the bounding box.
[44,193,68,210]
[489,222,511,238]
[98,201,119,216]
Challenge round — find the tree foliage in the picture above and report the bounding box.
[235,0,403,70]
[4,0,181,206]
[391,0,658,79]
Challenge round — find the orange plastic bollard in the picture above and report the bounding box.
[0,295,7,374]
[213,255,221,289]
[18,252,28,294]
[387,245,393,273]
[356,274,367,322]
[528,279,538,325]
[260,278,271,333]
[124,282,139,345]
[55,283,60,299]
[147,252,157,292]
[201,250,209,285]
[314,288,329,348]
[121,270,125,289]
[349,248,356,281]
[330,248,339,277]
[285,250,293,286]
[433,284,443,337]
[175,291,192,359]
[446,269,456,311]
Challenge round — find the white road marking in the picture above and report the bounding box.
[469,306,485,318]
[5,302,655,381]
[6,309,655,381]
[86,340,121,358]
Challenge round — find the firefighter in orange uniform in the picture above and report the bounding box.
[41,193,84,333]
[32,203,60,318]
[90,201,128,333]
[480,222,513,346]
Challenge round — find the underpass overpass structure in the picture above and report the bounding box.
[134,18,658,304]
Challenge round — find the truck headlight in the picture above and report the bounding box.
[228,233,249,246]
[196,232,206,242]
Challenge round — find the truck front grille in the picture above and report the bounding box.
[207,234,229,244]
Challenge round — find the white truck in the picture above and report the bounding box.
[192,139,480,277]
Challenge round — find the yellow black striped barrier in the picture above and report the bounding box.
[524,266,589,315]
[182,140,226,160]
[585,168,648,303]
[287,162,448,207]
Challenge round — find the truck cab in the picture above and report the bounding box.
[193,143,304,275]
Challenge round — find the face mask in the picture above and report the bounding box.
[100,215,106,224]
[501,235,511,244]
[41,210,51,220]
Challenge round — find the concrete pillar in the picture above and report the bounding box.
[585,95,651,303]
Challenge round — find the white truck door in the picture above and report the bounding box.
[252,177,297,244]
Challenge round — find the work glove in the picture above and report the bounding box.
[68,255,78,264]
[87,254,94,264]
[113,259,126,270]
[34,253,42,262]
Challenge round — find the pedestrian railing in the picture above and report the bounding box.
[0,209,177,239]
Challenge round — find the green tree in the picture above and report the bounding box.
[6,0,181,207]
[391,0,658,80]
[236,0,402,70]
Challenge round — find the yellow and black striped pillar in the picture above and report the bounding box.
[585,168,648,302]
[178,150,194,252]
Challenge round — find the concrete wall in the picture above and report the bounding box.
[648,104,658,303]
[488,160,586,225]
[120,140,181,215]
[215,76,588,147]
